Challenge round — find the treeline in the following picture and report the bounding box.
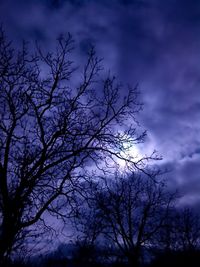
[5,173,200,267]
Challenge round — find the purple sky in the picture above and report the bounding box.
[1,0,200,206]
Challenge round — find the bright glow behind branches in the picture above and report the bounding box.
[117,138,143,170]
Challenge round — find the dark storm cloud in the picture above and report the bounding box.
[0,0,200,204]
[163,152,200,207]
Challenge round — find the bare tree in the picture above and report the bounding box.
[90,173,175,266]
[151,207,200,267]
[70,180,107,266]
[161,207,200,252]
[177,208,200,251]
[0,28,152,262]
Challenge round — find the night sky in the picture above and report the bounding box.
[1,0,200,206]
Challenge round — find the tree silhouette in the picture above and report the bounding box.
[0,29,152,262]
[74,173,175,267]
[158,207,200,253]
[175,208,200,251]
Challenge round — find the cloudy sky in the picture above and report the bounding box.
[1,0,200,206]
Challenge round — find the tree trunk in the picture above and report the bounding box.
[0,216,17,264]
[127,248,141,267]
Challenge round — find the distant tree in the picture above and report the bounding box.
[175,208,200,251]
[70,180,108,266]
[150,207,200,267]
[0,28,153,262]
[72,173,175,266]
[154,207,177,253]
[159,207,200,253]
[88,173,176,267]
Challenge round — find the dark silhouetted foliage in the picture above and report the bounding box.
[0,28,154,263]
